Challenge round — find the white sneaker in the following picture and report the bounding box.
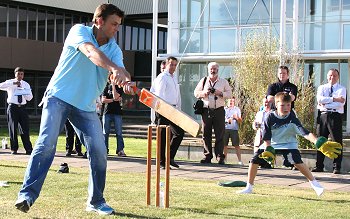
[310,180,324,196]
[86,203,115,215]
[236,186,253,194]
[238,161,244,166]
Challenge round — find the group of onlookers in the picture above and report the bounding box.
[192,64,346,176]
[0,3,346,215]
[151,60,347,178]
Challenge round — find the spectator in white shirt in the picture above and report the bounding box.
[224,98,243,165]
[150,56,184,169]
[312,68,346,174]
[0,67,33,155]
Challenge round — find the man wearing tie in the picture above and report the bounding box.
[0,67,33,155]
[312,68,346,174]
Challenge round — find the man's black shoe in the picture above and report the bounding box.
[311,167,324,172]
[15,199,30,213]
[160,162,165,169]
[333,169,341,174]
[11,150,17,155]
[77,152,84,156]
[200,158,212,164]
[218,157,225,165]
[66,151,72,157]
[57,163,69,173]
[170,159,179,168]
[25,151,32,155]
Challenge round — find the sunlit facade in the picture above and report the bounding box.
[0,0,167,117]
[166,0,350,132]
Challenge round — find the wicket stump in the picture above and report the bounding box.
[146,125,170,208]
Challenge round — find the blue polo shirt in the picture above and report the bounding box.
[46,24,124,112]
[261,111,310,149]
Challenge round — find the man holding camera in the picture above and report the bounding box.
[194,62,232,164]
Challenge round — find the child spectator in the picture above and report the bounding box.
[224,98,243,165]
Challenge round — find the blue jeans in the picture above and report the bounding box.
[17,96,107,207]
[102,114,124,152]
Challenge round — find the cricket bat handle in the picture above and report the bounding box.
[121,81,141,96]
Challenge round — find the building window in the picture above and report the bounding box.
[210,28,236,52]
[324,22,340,49]
[64,14,72,40]
[56,13,63,43]
[47,11,55,42]
[180,28,209,53]
[240,0,270,25]
[158,30,165,51]
[37,10,45,41]
[18,7,27,39]
[0,4,7,37]
[28,9,37,40]
[180,0,209,28]
[132,27,138,50]
[125,26,131,50]
[73,15,80,25]
[116,25,124,48]
[139,28,145,50]
[209,0,238,26]
[343,24,350,49]
[8,6,17,38]
[81,16,90,25]
[146,29,152,50]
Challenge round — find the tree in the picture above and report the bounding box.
[231,30,315,148]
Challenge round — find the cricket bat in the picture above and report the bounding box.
[138,88,201,137]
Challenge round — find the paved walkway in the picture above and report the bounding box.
[1,149,350,193]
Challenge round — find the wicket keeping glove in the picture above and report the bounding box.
[259,146,276,167]
[315,136,342,159]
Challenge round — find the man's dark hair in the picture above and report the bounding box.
[14,67,24,73]
[166,56,178,64]
[279,65,289,74]
[93,4,125,24]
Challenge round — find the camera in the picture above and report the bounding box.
[209,87,216,94]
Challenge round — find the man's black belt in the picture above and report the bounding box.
[204,106,224,110]
[321,110,339,114]
[9,103,25,107]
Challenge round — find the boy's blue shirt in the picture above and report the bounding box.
[261,111,310,149]
[46,24,124,112]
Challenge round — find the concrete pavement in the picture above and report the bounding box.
[1,149,350,193]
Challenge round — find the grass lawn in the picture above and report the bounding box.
[1,160,350,219]
[1,131,350,218]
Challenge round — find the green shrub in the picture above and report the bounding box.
[231,30,316,147]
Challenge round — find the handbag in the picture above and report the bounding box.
[193,77,207,114]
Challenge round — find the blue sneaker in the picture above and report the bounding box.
[86,203,115,215]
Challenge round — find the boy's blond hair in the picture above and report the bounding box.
[275,92,292,104]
